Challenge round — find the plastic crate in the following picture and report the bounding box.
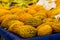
[0,27,60,40]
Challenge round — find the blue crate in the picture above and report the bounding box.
[0,27,60,40]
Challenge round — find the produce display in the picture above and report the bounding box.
[0,0,60,39]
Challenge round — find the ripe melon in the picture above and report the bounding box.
[10,7,24,13]
[46,7,60,18]
[0,14,19,22]
[27,4,47,15]
[33,12,47,20]
[1,19,24,28]
[24,18,42,27]
[43,18,59,26]
[51,22,60,32]
[43,18,54,23]
[8,22,24,33]
[1,14,20,27]
[18,13,33,22]
[37,24,52,36]
[1,0,10,2]
[0,8,11,17]
[8,25,36,38]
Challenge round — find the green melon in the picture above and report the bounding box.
[24,18,42,27]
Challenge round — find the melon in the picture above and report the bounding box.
[51,22,60,32]
[10,7,24,14]
[33,12,47,20]
[8,25,36,38]
[18,13,33,22]
[0,8,11,17]
[27,4,47,15]
[47,7,60,18]
[37,24,52,36]
[0,14,19,22]
[24,18,42,27]
[1,19,24,28]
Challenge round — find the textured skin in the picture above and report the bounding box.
[10,7,23,13]
[8,21,24,33]
[27,5,47,15]
[1,19,24,29]
[0,8,11,17]
[0,14,19,22]
[37,24,52,36]
[18,13,33,22]
[43,18,54,23]
[33,12,47,20]
[8,25,36,38]
[51,22,60,32]
[24,18,42,27]
[47,7,60,18]
[1,0,11,2]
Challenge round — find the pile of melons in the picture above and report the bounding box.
[0,0,60,39]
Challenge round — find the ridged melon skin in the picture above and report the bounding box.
[43,18,56,23]
[0,8,11,17]
[43,18,59,27]
[8,25,36,38]
[55,0,60,7]
[10,7,24,14]
[56,1,60,8]
[6,20,24,27]
[1,14,20,28]
[0,14,19,22]
[47,7,60,18]
[37,24,52,36]
[33,13,47,20]
[24,18,42,27]
[27,5,47,15]
[1,19,24,29]
[51,22,60,32]
[18,13,33,22]
[8,20,24,32]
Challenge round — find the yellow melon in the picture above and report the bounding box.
[10,7,24,13]
[47,7,60,18]
[37,24,52,36]
[51,22,60,32]
[27,4,47,15]
[18,13,33,22]
[0,14,19,22]
[8,22,24,33]
[0,8,11,17]
[8,25,36,38]
[1,19,24,28]
[24,18,42,27]
[43,18,54,23]
[33,12,47,20]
